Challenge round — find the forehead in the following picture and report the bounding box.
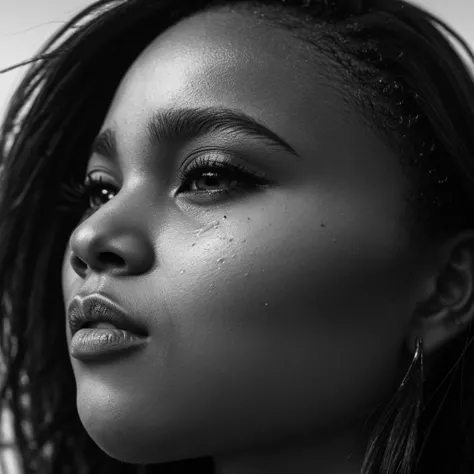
[102,8,350,138]
[98,6,403,206]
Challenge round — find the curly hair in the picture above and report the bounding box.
[1,0,474,473]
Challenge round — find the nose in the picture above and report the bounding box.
[68,211,155,278]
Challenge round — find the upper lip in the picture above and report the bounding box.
[68,293,148,337]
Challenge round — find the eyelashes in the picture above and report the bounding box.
[175,154,268,195]
[55,154,270,217]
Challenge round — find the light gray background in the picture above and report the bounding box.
[0,0,473,472]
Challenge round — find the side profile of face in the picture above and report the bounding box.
[61,6,443,473]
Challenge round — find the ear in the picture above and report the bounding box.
[407,230,474,357]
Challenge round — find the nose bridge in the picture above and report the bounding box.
[68,182,157,276]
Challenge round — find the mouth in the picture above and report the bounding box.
[68,293,147,337]
[67,293,149,361]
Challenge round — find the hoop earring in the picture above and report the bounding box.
[361,337,425,474]
[399,336,425,391]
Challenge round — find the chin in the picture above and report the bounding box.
[76,394,212,465]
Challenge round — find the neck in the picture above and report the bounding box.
[213,421,370,474]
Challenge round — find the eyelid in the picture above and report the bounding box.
[85,169,118,184]
[179,151,267,177]
[179,148,269,177]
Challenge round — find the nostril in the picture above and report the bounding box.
[70,255,87,276]
[100,252,125,266]
[69,251,125,275]
[71,254,87,271]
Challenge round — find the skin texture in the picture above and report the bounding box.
[61,7,474,474]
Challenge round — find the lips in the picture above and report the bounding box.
[68,293,148,337]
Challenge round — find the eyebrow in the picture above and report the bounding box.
[89,106,300,162]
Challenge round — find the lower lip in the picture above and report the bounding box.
[70,328,148,361]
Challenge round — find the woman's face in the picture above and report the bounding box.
[61,7,430,467]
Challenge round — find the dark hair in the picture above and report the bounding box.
[1,0,474,473]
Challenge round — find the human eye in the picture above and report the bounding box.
[55,153,270,217]
[55,171,118,219]
[175,153,270,203]
[82,173,118,210]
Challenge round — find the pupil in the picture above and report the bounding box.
[199,173,226,189]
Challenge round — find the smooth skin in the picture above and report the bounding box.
[62,6,474,474]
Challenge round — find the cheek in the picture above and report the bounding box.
[170,186,413,345]
[133,190,412,448]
